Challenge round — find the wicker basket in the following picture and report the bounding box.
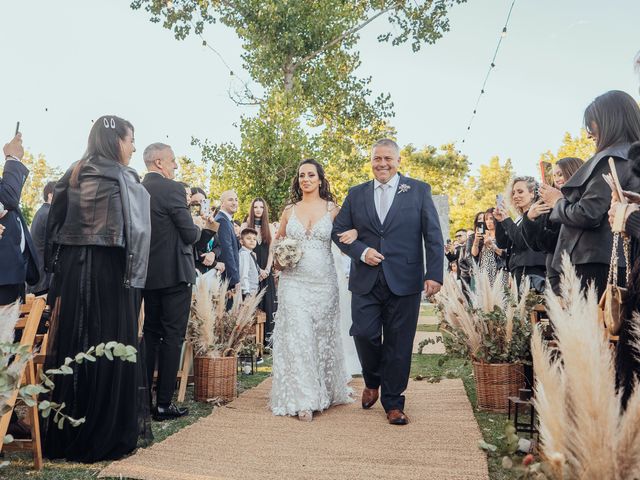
[193,355,237,402]
[472,362,524,413]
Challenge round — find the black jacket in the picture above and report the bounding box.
[0,159,39,286]
[550,143,640,270]
[194,226,222,275]
[27,203,51,294]
[521,213,560,279]
[143,172,201,290]
[46,156,151,287]
[495,217,546,272]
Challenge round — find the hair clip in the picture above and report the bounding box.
[103,118,109,128]
[110,118,116,128]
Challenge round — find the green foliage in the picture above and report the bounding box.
[449,156,514,236]
[10,151,62,226]
[540,129,595,164]
[131,0,467,217]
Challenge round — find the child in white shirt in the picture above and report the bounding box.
[239,228,260,298]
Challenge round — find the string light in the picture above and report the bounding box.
[459,0,517,151]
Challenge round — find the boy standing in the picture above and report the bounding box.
[239,228,260,298]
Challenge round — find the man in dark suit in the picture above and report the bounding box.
[0,133,39,305]
[142,142,208,420]
[332,138,444,425]
[214,190,240,295]
[27,181,56,296]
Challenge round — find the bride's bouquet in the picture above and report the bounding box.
[273,238,302,270]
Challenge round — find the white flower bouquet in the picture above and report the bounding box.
[273,238,302,270]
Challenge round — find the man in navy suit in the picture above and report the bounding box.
[332,138,444,425]
[214,190,240,294]
[0,133,40,305]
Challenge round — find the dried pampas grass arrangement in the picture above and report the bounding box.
[188,273,265,358]
[435,267,531,363]
[532,254,640,480]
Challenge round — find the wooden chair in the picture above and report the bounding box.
[176,342,193,403]
[255,310,266,358]
[0,297,46,470]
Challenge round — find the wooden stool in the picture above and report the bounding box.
[0,298,46,470]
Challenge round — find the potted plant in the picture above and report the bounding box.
[435,268,533,412]
[188,273,264,402]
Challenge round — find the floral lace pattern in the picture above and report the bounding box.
[270,208,353,416]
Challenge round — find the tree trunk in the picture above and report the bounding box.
[283,63,295,92]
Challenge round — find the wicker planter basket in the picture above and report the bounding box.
[472,362,524,413]
[193,355,237,402]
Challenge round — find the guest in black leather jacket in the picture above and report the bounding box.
[540,90,640,297]
[42,116,152,462]
[494,176,546,290]
[521,157,584,294]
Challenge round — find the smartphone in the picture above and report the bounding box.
[496,194,504,209]
[477,222,486,235]
[14,121,20,136]
[539,161,553,186]
[200,199,211,217]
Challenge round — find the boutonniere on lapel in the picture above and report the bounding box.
[398,184,411,194]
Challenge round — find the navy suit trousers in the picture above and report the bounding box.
[351,269,420,412]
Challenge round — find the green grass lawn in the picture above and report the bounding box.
[0,358,273,480]
[419,304,437,317]
[415,323,440,332]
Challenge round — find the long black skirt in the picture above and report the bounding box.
[42,245,152,463]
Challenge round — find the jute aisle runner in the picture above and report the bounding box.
[100,378,488,480]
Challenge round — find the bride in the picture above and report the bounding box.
[270,158,359,422]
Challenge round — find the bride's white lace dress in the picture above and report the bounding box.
[270,207,354,416]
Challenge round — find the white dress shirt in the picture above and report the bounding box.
[361,173,400,262]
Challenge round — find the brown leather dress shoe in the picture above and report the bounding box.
[361,387,379,409]
[386,409,409,425]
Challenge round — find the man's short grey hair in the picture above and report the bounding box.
[143,142,171,166]
[372,138,400,157]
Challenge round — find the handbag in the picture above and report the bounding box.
[598,230,631,336]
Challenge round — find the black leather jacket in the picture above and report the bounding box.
[45,155,151,288]
[550,143,640,270]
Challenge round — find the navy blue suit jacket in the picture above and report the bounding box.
[332,175,444,296]
[0,160,39,286]
[214,212,240,288]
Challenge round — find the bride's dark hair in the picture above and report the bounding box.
[289,158,336,204]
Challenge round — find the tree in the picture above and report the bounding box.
[18,152,62,225]
[132,0,467,216]
[448,156,513,237]
[540,129,595,164]
[399,143,469,195]
[175,155,210,191]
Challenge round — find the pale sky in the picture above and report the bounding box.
[1,0,639,180]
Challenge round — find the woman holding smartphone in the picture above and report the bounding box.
[470,209,507,289]
[493,176,547,291]
[539,90,640,297]
[522,158,584,294]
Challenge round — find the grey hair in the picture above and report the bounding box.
[143,142,171,166]
[507,175,539,215]
[372,138,400,157]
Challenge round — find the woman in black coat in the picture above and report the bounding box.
[493,176,546,291]
[539,90,640,298]
[521,157,584,294]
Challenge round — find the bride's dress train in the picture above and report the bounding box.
[270,208,354,416]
